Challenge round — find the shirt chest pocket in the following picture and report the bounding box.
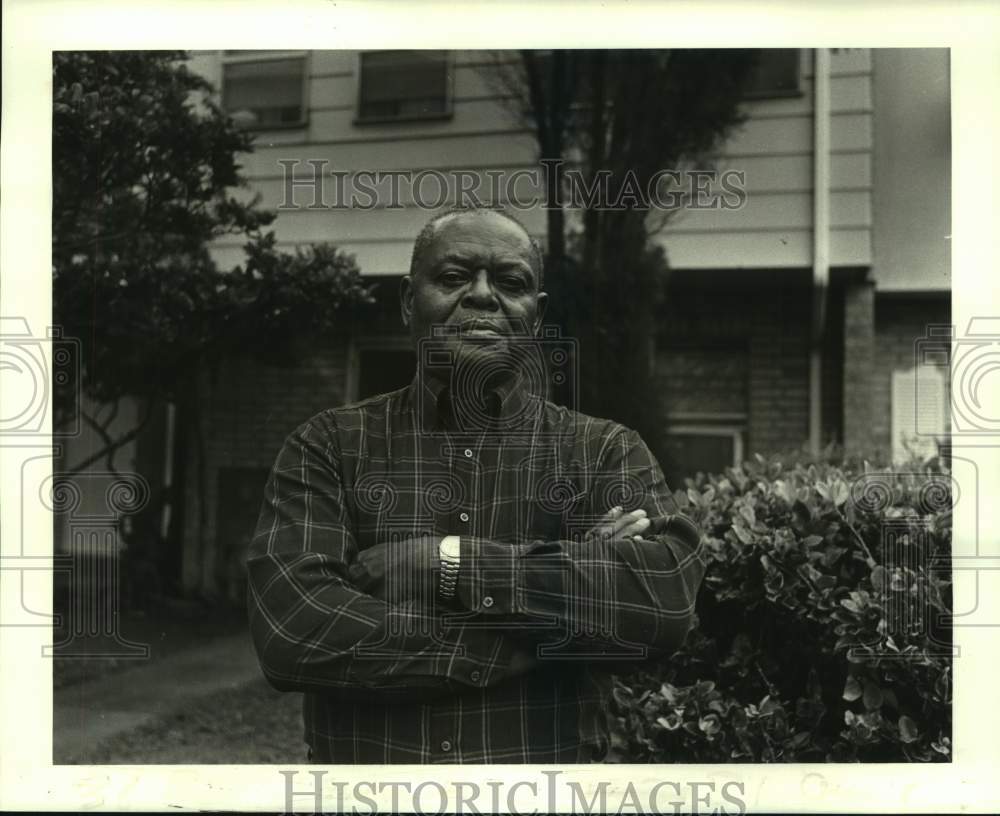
[523,476,590,544]
[348,462,465,550]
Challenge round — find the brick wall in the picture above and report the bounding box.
[657,277,822,461]
[178,277,929,594]
[180,339,351,596]
[178,281,407,597]
[843,280,877,454]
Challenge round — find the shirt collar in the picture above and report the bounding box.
[411,368,538,433]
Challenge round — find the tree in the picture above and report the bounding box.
[53,51,375,600]
[486,50,758,458]
[52,51,374,474]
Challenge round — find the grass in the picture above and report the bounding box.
[85,678,306,764]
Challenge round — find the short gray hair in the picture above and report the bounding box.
[408,206,545,289]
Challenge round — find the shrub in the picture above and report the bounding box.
[609,454,953,763]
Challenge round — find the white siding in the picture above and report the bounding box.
[871,49,951,291]
[201,49,875,276]
[658,48,873,270]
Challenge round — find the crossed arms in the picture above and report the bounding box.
[246,415,706,702]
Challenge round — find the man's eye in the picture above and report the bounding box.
[439,271,467,285]
[499,277,526,291]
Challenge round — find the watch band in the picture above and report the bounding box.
[438,535,461,601]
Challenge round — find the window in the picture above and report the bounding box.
[891,365,947,464]
[745,49,801,99]
[357,50,451,123]
[347,337,416,402]
[663,420,746,488]
[221,51,307,128]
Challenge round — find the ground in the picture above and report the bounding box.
[52,599,248,689]
[53,601,306,764]
[86,679,305,764]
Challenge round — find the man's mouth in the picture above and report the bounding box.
[457,320,506,341]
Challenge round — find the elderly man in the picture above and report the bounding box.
[247,207,705,763]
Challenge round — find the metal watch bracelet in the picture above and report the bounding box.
[438,535,461,601]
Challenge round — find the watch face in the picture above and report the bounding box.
[441,538,461,559]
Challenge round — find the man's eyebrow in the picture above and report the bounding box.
[434,252,536,281]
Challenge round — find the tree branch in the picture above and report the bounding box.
[66,398,156,475]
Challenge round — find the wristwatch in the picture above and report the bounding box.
[438,535,461,601]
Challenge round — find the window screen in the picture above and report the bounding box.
[223,55,306,127]
[745,49,801,99]
[358,51,450,121]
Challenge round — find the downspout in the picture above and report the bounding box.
[810,48,831,456]
[159,401,176,541]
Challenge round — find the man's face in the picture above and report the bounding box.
[401,212,548,376]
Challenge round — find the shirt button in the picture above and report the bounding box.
[464,448,473,458]
[470,670,481,682]
[482,596,494,608]
[440,740,453,752]
[459,512,470,523]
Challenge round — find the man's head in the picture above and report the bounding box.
[400,208,548,375]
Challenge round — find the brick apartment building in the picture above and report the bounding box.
[57,48,951,599]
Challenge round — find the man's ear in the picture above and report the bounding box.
[399,275,413,328]
[533,291,548,334]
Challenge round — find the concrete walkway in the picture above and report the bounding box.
[54,631,263,763]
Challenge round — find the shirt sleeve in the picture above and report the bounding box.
[451,426,707,662]
[246,414,537,702]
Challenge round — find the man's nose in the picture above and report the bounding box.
[462,270,499,309]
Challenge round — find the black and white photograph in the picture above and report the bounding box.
[1,2,998,813]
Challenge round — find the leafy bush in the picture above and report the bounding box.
[609,454,953,763]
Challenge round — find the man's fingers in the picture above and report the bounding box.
[587,508,650,542]
[611,508,647,534]
[617,516,651,539]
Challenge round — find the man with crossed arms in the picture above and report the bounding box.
[247,206,705,763]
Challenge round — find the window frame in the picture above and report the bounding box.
[743,48,803,101]
[665,412,748,474]
[354,50,454,126]
[345,335,415,403]
[220,50,310,131]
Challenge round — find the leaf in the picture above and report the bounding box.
[843,675,863,701]
[831,479,850,507]
[739,503,756,527]
[934,668,950,702]
[657,715,681,732]
[775,480,796,505]
[862,681,884,711]
[792,500,812,529]
[816,482,831,501]
[898,715,919,743]
[841,598,862,614]
[660,683,680,704]
[789,731,811,749]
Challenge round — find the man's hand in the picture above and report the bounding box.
[585,506,650,544]
[348,536,440,603]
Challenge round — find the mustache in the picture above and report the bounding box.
[452,317,534,334]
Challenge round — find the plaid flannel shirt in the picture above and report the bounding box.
[247,372,706,763]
